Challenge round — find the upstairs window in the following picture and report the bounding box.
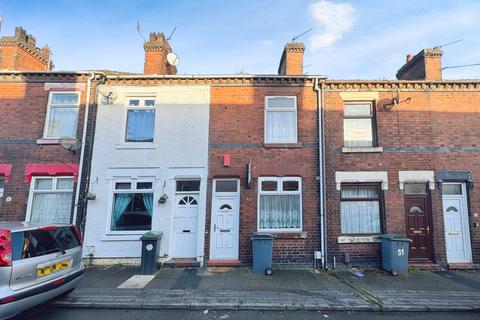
[126,98,156,142]
[340,184,382,234]
[264,96,297,143]
[44,92,80,138]
[258,177,302,231]
[343,102,375,147]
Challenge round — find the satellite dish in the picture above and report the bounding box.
[97,85,118,104]
[59,138,80,153]
[167,52,179,67]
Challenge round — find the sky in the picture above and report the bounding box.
[0,0,479,79]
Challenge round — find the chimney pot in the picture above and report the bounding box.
[406,54,413,63]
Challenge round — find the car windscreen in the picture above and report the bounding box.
[12,226,80,260]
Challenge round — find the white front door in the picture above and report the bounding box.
[210,179,240,260]
[172,194,199,258]
[442,183,472,263]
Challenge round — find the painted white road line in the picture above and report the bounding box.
[117,275,156,289]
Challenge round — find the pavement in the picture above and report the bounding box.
[48,265,480,312]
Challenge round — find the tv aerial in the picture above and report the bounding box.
[98,85,118,104]
[292,28,313,42]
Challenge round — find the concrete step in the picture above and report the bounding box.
[163,258,201,268]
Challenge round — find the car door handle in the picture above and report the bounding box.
[182,230,190,233]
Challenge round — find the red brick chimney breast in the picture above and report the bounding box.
[0,26,53,71]
[278,43,305,76]
[143,32,177,75]
[396,48,442,81]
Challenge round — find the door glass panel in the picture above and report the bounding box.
[404,183,427,194]
[178,196,197,205]
[446,206,459,213]
[443,184,462,195]
[215,180,237,192]
[220,204,232,210]
[409,205,424,213]
[176,180,200,192]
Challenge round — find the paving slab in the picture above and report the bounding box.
[333,270,479,292]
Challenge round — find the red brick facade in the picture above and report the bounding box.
[0,73,91,222]
[206,80,321,267]
[323,81,480,268]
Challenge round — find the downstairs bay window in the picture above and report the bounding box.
[340,184,382,234]
[258,177,302,231]
[111,180,153,232]
[28,176,74,223]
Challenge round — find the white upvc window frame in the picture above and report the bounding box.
[43,91,81,139]
[264,96,298,144]
[257,176,302,232]
[25,176,75,223]
[107,177,155,235]
[125,97,157,143]
[343,101,375,148]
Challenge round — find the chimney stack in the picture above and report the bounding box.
[0,26,53,71]
[278,43,305,76]
[396,48,442,81]
[143,32,177,75]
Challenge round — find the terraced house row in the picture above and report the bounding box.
[0,27,479,270]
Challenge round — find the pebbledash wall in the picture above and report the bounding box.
[206,77,322,268]
[82,79,210,264]
[0,72,92,224]
[323,80,480,268]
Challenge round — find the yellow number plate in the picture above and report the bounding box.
[37,259,72,277]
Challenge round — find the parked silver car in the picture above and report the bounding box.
[0,222,84,319]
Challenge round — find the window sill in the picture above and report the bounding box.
[115,143,157,150]
[273,232,307,239]
[342,147,383,153]
[263,143,303,149]
[101,234,144,241]
[337,235,381,243]
[37,138,75,145]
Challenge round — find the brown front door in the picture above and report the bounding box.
[405,193,434,261]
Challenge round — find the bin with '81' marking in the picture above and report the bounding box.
[379,234,413,274]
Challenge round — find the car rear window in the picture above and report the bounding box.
[12,226,81,260]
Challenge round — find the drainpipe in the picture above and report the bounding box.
[314,77,327,268]
[72,72,95,227]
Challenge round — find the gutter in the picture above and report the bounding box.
[314,77,327,268]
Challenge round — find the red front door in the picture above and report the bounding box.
[405,195,434,261]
